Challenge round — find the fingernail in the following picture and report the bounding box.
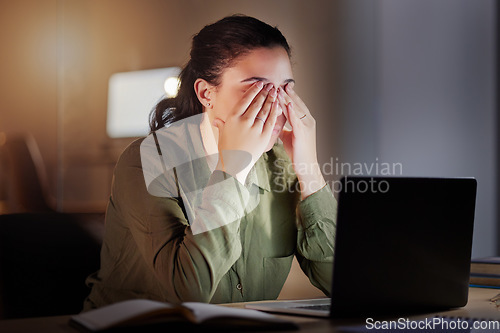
[285,84,292,93]
[275,101,282,116]
[256,81,264,89]
[269,87,277,97]
[265,83,273,91]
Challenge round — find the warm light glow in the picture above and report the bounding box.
[107,67,181,138]
[164,77,180,97]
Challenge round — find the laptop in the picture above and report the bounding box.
[246,176,477,318]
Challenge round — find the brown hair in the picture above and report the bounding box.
[149,14,291,131]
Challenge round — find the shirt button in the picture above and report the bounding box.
[236,283,242,291]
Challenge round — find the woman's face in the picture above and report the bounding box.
[210,47,293,152]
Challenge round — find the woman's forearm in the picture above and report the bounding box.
[295,162,327,200]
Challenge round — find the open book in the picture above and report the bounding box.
[70,299,298,331]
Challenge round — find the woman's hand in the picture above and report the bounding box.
[213,82,280,184]
[278,83,326,199]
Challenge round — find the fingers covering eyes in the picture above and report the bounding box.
[253,87,277,124]
[234,81,265,116]
[241,84,271,122]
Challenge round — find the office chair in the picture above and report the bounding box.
[0,134,55,213]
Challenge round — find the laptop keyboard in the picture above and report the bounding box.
[294,304,331,311]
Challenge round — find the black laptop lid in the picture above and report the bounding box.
[330,177,477,317]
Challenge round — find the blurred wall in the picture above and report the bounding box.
[0,0,59,208]
[338,0,497,257]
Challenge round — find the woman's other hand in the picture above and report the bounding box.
[278,83,326,199]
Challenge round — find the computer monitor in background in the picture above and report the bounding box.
[106,67,181,138]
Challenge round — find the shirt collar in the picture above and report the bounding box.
[245,153,271,192]
[197,113,271,192]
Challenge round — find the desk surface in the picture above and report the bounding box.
[2,287,500,333]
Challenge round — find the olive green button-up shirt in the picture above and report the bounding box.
[83,117,337,311]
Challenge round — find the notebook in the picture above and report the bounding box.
[246,176,477,318]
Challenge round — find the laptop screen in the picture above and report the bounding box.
[330,177,477,317]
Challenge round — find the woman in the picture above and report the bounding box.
[83,14,336,310]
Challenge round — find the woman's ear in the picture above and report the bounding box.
[194,78,214,109]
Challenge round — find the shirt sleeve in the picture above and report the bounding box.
[116,141,251,304]
[295,184,337,296]
[142,175,249,304]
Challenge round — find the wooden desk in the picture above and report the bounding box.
[2,287,500,333]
